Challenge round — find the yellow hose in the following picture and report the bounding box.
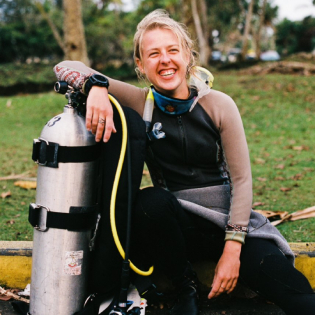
[108,94,154,276]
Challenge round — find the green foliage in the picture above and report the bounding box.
[0,0,63,63]
[1,74,315,241]
[276,17,315,55]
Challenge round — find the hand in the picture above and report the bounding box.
[208,241,242,299]
[86,86,116,142]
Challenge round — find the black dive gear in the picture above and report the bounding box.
[146,102,229,191]
[169,262,200,315]
[84,74,109,95]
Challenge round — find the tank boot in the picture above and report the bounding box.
[169,262,200,315]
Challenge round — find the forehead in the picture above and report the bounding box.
[141,28,180,51]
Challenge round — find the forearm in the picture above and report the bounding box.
[54,60,147,116]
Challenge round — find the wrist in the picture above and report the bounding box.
[83,74,109,95]
[223,240,242,255]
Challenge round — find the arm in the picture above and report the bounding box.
[199,91,252,298]
[54,60,149,141]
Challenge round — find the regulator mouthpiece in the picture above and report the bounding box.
[54,81,69,94]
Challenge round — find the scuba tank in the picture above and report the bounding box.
[28,82,101,315]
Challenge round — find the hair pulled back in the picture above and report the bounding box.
[133,9,197,78]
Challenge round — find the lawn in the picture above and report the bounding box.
[0,72,314,241]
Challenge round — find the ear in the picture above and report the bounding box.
[136,58,145,74]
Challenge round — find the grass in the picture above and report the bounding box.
[0,73,314,241]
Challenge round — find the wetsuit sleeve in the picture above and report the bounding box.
[200,91,252,228]
[54,60,148,116]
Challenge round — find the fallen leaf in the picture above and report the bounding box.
[255,158,265,165]
[280,187,292,192]
[293,146,309,151]
[274,176,286,181]
[142,170,149,175]
[291,174,303,180]
[6,220,15,225]
[0,294,12,301]
[254,209,288,220]
[257,177,267,182]
[286,83,295,92]
[6,100,12,108]
[1,191,11,199]
[14,181,37,189]
[303,167,314,172]
[275,164,285,169]
[252,95,260,100]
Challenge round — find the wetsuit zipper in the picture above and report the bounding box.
[177,116,187,164]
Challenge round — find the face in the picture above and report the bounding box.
[136,28,190,99]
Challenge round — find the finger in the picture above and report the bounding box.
[210,279,229,299]
[102,116,116,143]
[95,118,106,142]
[91,110,100,134]
[86,106,93,131]
[227,278,238,294]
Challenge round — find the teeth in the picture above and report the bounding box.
[160,70,175,76]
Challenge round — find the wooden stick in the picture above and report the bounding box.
[0,286,30,304]
[0,172,34,181]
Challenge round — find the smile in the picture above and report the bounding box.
[160,69,176,77]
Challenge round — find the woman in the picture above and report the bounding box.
[55,9,315,315]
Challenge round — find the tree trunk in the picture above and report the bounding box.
[241,0,254,61]
[191,0,211,66]
[63,0,90,65]
[255,0,267,59]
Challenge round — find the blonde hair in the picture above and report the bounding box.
[133,9,197,79]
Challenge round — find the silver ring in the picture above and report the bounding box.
[98,118,105,125]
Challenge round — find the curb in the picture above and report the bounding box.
[0,241,314,290]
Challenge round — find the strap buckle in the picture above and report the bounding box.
[33,138,49,166]
[32,137,59,168]
[29,203,50,232]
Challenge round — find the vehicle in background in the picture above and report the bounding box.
[227,48,242,63]
[260,50,280,61]
[211,50,222,61]
[246,49,256,60]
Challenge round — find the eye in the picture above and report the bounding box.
[169,47,179,53]
[149,51,159,57]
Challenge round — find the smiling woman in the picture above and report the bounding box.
[54,9,315,315]
[135,28,189,98]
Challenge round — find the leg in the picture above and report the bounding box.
[240,238,315,315]
[131,187,199,315]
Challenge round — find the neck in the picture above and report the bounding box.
[154,86,190,100]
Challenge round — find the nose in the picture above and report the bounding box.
[160,52,170,64]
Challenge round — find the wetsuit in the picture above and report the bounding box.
[55,61,315,315]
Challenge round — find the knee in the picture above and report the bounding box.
[136,187,181,220]
[259,254,313,294]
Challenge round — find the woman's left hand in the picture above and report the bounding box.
[208,241,242,299]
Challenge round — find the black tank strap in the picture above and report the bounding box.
[32,138,101,168]
[29,203,99,231]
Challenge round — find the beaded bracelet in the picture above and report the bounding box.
[225,223,249,233]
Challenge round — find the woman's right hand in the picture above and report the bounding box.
[86,86,116,142]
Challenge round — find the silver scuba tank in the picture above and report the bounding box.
[29,84,100,315]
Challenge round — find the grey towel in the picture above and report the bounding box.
[172,185,295,264]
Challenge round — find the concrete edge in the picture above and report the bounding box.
[0,241,315,290]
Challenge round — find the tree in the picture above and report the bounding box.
[191,0,211,66]
[241,0,254,60]
[35,0,90,65]
[63,0,89,65]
